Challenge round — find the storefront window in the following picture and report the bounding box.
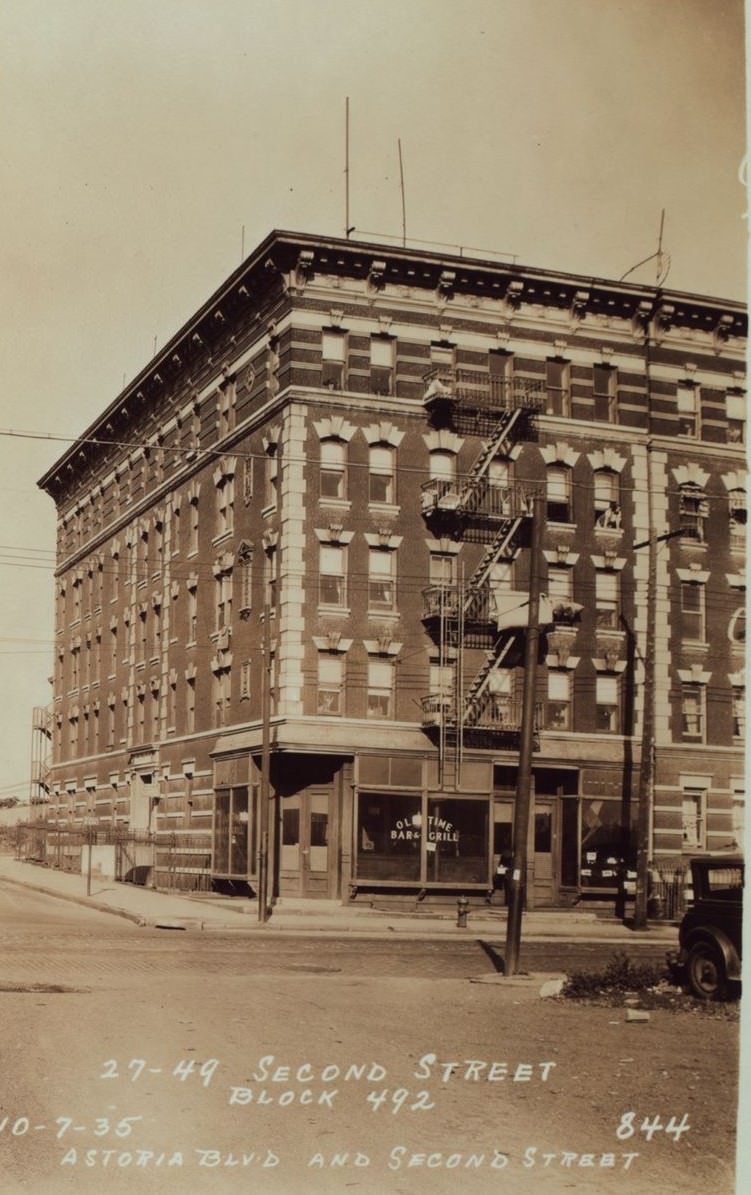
[357,792,421,881]
[213,784,250,876]
[579,798,624,890]
[426,798,488,884]
[229,785,249,874]
[214,789,229,873]
[356,780,492,887]
[560,797,579,887]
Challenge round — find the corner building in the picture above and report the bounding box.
[38,231,746,906]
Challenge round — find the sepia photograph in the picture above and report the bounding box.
[0,2,747,1192]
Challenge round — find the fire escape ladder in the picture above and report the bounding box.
[462,634,517,726]
[456,408,523,512]
[464,518,523,604]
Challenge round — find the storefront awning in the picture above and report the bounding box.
[211,718,432,759]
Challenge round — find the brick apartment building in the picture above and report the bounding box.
[36,230,746,906]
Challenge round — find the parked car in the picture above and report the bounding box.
[676,855,743,1000]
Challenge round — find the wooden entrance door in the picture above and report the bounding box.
[280,788,331,896]
[533,798,557,906]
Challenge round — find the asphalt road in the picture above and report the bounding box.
[0,882,739,1195]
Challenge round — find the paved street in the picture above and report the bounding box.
[0,882,740,1195]
[1,882,671,986]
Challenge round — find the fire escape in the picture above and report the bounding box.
[30,705,53,805]
[419,366,545,786]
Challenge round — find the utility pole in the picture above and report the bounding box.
[504,491,545,975]
[632,463,684,927]
[257,604,271,923]
[633,462,656,930]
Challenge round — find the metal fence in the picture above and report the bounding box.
[647,861,691,920]
[11,822,213,893]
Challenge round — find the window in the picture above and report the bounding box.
[188,587,198,643]
[545,359,569,416]
[368,549,395,611]
[243,458,254,504]
[548,566,572,621]
[216,476,234,537]
[677,384,698,437]
[153,524,164,574]
[679,484,707,543]
[189,495,199,555]
[264,447,278,509]
[370,336,394,395]
[215,572,232,630]
[213,668,231,728]
[239,552,252,614]
[593,365,616,422]
[136,692,146,742]
[595,571,619,629]
[681,683,705,739]
[356,791,421,882]
[367,660,394,718]
[488,458,511,516]
[729,489,746,546]
[430,450,455,485]
[318,655,343,715]
[489,350,513,403]
[151,688,160,740]
[594,470,621,528]
[429,662,455,705]
[732,686,745,739]
[320,439,346,500]
[139,530,149,583]
[682,787,706,849]
[151,602,162,658]
[186,676,196,733]
[487,668,514,725]
[425,797,489,884]
[430,342,454,368]
[726,391,746,444]
[110,625,118,675]
[547,671,571,730]
[322,330,346,389]
[240,660,251,701]
[319,544,346,607]
[546,466,572,523]
[732,782,745,847]
[596,675,619,732]
[217,381,236,438]
[264,546,278,610]
[680,581,705,641]
[369,445,395,505]
[429,553,456,588]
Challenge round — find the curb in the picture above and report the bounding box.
[0,873,146,926]
[1,870,680,942]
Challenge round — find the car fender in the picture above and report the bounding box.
[681,927,742,981]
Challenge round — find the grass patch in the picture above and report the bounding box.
[561,951,739,1018]
[562,951,667,998]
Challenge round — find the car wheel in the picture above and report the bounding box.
[686,941,727,1000]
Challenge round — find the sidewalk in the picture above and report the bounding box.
[0,854,678,943]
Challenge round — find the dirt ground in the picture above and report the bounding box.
[1,971,742,1195]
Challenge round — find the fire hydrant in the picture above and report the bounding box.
[456,894,470,928]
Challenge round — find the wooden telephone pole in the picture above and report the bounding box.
[504,492,545,975]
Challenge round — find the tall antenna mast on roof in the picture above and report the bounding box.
[619,209,670,286]
[398,138,407,247]
[345,98,355,238]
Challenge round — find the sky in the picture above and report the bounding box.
[0,0,746,799]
